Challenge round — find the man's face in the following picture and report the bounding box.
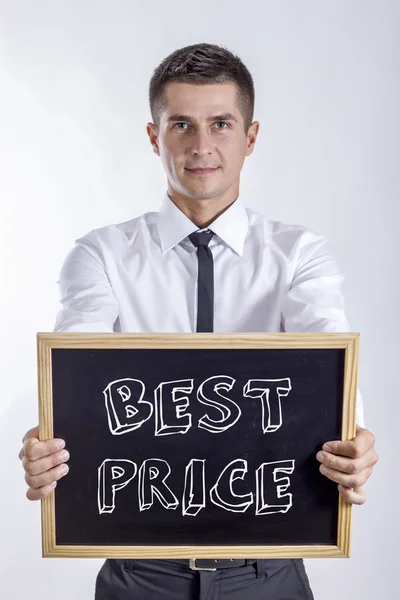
[147,82,259,203]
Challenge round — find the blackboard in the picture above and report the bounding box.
[37,332,359,559]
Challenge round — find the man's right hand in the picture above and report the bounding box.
[18,426,70,500]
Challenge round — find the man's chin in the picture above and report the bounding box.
[187,191,225,202]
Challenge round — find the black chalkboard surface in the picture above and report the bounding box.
[37,332,359,559]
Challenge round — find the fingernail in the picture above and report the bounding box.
[320,465,327,474]
[60,464,69,475]
[56,440,65,450]
[49,481,57,489]
[316,452,324,462]
[60,450,69,461]
[323,444,332,452]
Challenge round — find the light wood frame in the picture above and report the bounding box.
[37,331,359,559]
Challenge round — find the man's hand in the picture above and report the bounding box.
[18,425,70,500]
[316,425,378,505]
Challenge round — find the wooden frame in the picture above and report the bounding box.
[37,332,359,559]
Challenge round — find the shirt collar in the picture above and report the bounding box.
[157,191,249,256]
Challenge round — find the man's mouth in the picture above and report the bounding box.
[186,167,219,174]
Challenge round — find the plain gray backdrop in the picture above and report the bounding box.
[1,1,398,598]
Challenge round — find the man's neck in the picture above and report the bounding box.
[167,190,239,229]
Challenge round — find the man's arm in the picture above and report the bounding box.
[19,233,119,500]
[281,229,378,503]
[53,234,119,333]
[281,229,351,334]
[281,229,365,426]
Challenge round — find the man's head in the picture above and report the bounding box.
[147,43,259,206]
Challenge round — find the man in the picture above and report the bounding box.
[19,43,378,599]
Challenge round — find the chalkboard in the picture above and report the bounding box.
[37,332,359,559]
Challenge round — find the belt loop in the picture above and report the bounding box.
[255,559,265,579]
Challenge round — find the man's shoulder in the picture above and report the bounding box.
[74,209,158,249]
[245,205,328,247]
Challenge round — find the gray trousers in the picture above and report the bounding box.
[94,558,315,599]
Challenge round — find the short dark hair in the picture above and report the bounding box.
[149,43,255,134]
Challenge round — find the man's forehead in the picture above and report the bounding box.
[163,81,240,119]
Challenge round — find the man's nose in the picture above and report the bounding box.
[191,130,214,155]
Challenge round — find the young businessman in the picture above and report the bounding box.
[19,43,378,599]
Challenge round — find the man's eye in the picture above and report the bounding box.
[173,122,229,130]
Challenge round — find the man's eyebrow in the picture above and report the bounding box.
[167,113,238,123]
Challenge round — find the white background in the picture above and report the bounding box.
[0,1,398,598]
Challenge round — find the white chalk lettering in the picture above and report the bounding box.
[209,459,254,513]
[97,457,296,515]
[197,375,241,433]
[243,378,292,433]
[182,459,206,516]
[255,460,295,514]
[138,459,179,511]
[103,378,153,435]
[97,458,137,514]
[154,379,193,436]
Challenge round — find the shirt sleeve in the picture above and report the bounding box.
[53,233,119,333]
[281,229,365,428]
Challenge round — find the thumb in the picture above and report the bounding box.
[22,425,39,444]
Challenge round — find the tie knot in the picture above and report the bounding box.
[188,229,214,248]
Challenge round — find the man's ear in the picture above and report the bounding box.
[147,123,160,156]
[246,121,260,157]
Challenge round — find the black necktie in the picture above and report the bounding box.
[188,229,214,332]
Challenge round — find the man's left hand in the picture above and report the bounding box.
[316,425,378,505]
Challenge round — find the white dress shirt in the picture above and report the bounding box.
[54,190,365,426]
